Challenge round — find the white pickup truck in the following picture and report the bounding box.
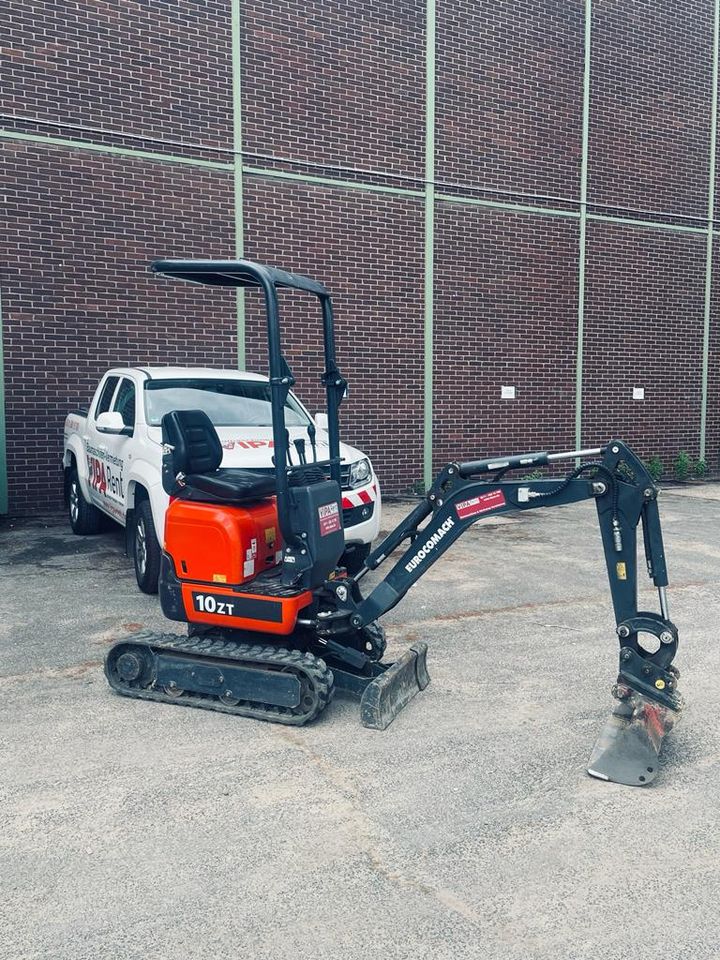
[63,367,381,592]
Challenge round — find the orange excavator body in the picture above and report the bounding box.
[164,497,314,636]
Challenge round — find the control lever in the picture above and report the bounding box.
[307,422,318,462]
[294,437,307,465]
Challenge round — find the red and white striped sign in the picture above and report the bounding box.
[342,482,377,510]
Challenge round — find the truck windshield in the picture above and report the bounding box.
[144,379,311,427]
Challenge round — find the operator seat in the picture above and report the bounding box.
[161,409,276,504]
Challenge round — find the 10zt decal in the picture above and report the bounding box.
[193,593,236,616]
[404,517,455,572]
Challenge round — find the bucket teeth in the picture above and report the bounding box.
[587,689,681,786]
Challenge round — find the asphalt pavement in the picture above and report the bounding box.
[1,487,719,960]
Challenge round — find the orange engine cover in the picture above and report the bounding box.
[162,497,314,636]
[165,497,281,586]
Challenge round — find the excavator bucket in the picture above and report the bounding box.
[332,642,431,730]
[587,687,681,786]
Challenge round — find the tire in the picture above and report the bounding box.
[133,500,161,594]
[341,542,371,576]
[68,468,103,535]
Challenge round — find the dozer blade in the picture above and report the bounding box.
[587,689,680,786]
[361,642,430,730]
[332,642,430,730]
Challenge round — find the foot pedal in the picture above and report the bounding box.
[332,642,430,730]
[587,688,681,786]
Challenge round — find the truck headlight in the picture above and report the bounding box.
[348,458,372,489]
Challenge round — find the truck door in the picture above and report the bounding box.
[98,376,136,521]
[85,375,120,511]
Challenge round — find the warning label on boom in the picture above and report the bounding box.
[455,490,506,520]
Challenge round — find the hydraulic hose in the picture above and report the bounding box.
[508,460,620,526]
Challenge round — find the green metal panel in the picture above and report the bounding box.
[231,0,246,369]
[424,0,436,489]
[0,289,7,514]
[700,0,720,461]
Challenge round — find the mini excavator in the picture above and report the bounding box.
[105,259,683,786]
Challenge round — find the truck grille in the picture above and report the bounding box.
[343,502,374,528]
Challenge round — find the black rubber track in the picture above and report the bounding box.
[105,630,335,725]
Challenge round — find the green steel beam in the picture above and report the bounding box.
[243,164,423,198]
[231,0,246,369]
[575,0,592,452]
[0,128,234,171]
[423,0,436,489]
[436,192,580,220]
[0,289,7,515]
[587,212,707,235]
[435,194,711,236]
[701,0,720,462]
[1,127,713,234]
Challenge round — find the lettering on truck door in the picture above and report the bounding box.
[95,376,135,521]
[86,375,120,512]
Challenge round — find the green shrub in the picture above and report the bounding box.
[673,451,691,481]
[645,456,663,482]
[521,470,544,480]
[692,458,709,480]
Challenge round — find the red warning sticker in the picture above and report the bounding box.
[318,501,342,536]
[455,489,506,520]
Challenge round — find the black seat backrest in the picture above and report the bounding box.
[161,409,223,477]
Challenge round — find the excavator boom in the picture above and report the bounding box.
[312,439,682,784]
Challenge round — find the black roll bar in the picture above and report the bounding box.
[151,259,345,544]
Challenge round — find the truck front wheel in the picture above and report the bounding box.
[68,468,102,535]
[133,500,161,594]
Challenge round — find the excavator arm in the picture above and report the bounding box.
[316,439,682,784]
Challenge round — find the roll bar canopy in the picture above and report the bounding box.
[150,258,346,549]
[151,260,330,297]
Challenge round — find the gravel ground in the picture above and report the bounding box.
[1,487,719,960]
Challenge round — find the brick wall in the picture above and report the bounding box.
[242,178,425,492]
[582,225,707,458]
[1,0,718,515]
[241,0,425,177]
[433,208,579,470]
[1,0,233,148]
[1,142,235,511]
[589,0,712,220]
[436,0,585,199]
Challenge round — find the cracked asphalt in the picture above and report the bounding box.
[2,487,720,960]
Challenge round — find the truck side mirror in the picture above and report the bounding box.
[314,412,329,431]
[96,411,131,435]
